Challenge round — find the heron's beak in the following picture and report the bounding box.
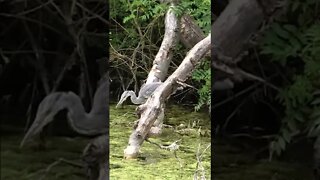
[116,100,123,108]
[20,114,54,148]
[116,95,127,108]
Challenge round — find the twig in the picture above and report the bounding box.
[194,143,211,180]
[39,158,83,180]
[212,82,259,109]
[145,139,181,151]
[22,19,50,95]
[146,139,184,172]
[24,76,38,133]
[25,158,83,180]
[0,13,71,41]
[17,0,52,16]
[51,50,77,92]
[222,98,247,132]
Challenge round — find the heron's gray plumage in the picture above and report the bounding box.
[20,81,108,147]
[116,82,162,108]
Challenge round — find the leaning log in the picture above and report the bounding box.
[211,0,285,86]
[124,34,211,159]
[146,1,179,84]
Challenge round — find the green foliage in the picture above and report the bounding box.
[308,91,320,137]
[121,0,168,23]
[192,60,211,111]
[110,0,168,83]
[177,0,211,33]
[182,0,211,111]
[260,0,320,158]
[178,0,211,111]
[110,0,211,109]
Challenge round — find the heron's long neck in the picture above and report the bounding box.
[127,91,138,104]
[65,93,107,135]
[90,81,108,114]
[65,82,108,135]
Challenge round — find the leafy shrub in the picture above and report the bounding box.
[260,0,320,158]
[110,0,211,109]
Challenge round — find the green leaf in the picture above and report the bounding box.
[308,125,320,137]
[123,14,135,23]
[291,2,300,12]
[310,110,320,119]
[278,137,286,150]
[294,112,305,122]
[283,25,298,34]
[274,142,282,155]
[273,23,291,39]
[312,98,320,105]
[282,129,291,143]
[288,120,297,132]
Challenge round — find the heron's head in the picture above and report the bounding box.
[20,93,67,148]
[116,91,134,108]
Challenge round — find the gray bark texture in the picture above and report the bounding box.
[212,0,284,87]
[124,34,211,159]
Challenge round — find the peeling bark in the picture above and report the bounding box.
[146,4,179,84]
[125,0,180,158]
[180,14,205,48]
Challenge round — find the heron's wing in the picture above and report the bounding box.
[139,82,162,99]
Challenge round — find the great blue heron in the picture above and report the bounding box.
[20,80,108,147]
[116,82,162,108]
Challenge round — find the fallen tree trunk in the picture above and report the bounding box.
[122,0,214,159]
[211,0,286,88]
[212,0,283,62]
[146,1,179,84]
[124,33,211,159]
[180,14,205,48]
[123,0,286,160]
[85,0,285,177]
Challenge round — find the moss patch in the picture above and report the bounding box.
[1,135,89,180]
[110,104,212,179]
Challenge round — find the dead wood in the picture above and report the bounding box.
[124,34,211,159]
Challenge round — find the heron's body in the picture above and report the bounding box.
[116,82,162,108]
